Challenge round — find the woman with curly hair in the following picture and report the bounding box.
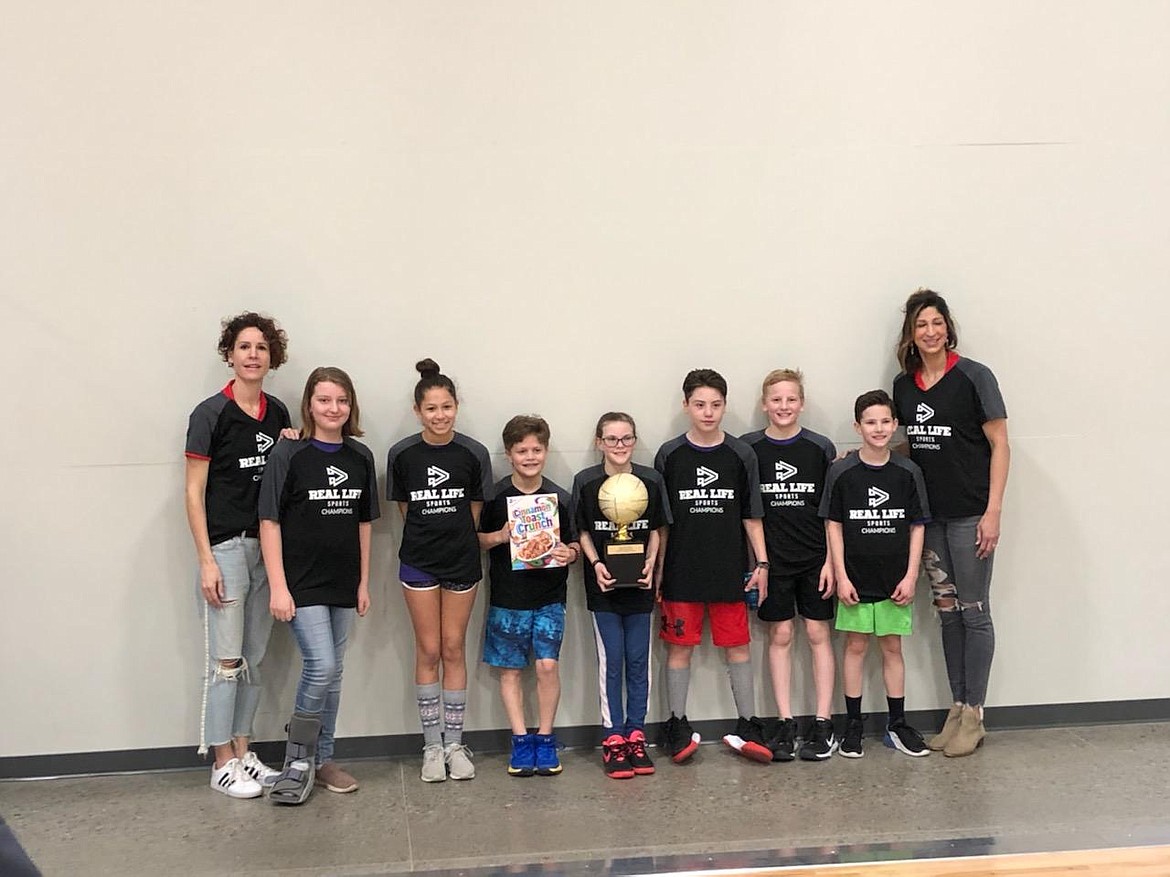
[185,312,291,798]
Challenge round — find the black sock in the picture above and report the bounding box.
[845,695,862,722]
[887,696,905,724]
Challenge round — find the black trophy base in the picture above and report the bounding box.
[603,540,648,588]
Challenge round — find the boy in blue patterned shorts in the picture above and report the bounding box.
[479,415,580,776]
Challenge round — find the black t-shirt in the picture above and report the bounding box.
[741,428,836,579]
[654,434,764,603]
[386,432,493,583]
[259,438,381,608]
[820,454,930,602]
[893,356,1007,520]
[185,382,291,545]
[480,477,576,610]
[570,463,671,615]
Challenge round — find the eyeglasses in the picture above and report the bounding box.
[600,435,636,448]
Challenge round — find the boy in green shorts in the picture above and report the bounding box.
[820,390,931,757]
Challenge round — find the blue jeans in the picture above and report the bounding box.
[591,611,652,737]
[197,535,274,753]
[288,605,355,764]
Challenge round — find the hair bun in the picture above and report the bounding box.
[415,358,441,378]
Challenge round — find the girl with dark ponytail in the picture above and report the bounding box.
[386,359,493,782]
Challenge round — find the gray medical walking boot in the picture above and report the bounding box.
[269,713,321,805]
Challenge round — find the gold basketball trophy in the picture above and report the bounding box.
[598,473,650,588]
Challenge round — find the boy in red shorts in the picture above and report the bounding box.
[654,369,771,764]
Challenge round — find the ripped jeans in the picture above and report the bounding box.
[197,534,274,754]
[923,517,995,707]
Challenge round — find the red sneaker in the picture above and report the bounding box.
[602,734,635,779]
[625,729,656,775]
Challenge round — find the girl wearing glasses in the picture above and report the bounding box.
[570,413,671,779]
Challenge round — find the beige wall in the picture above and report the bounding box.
[2,2,1168,757]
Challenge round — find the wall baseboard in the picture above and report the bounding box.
[4,698,1167,781]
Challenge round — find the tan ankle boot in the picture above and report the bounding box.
[944,705,985,757]
[927,704,963,751]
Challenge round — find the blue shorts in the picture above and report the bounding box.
[483,603,566,669]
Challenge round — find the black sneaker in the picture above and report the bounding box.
[799,717,839,761]
[663,714,700,764]
[625,729,655,775]
[763,717,797,762]
[884,719,930,757]
[722,716,773,763]
[602,734,635,779]
[839,717,865,758]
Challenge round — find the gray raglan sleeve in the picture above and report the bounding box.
[806,429,838,465]
[356,441,382,523]
[185,396,225,459]
[259,441,294,521]
[961,360,1007,422]
[729,437,764,518]
[819,459,848,520]
[904,458,932,523]
[646,467,673,526]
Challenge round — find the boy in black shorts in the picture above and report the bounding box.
[741,369,839,762]
[820,390,931,758]
[479,416,580,776]
[655,369,771,764]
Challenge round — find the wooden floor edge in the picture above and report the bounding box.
[664,844,1170,877]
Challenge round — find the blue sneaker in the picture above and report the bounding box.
[534,733,562,776]
[508,733,536,777]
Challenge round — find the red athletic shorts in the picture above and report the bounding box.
[659,600,750,648]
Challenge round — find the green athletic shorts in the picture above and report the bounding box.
[835,599,912,637]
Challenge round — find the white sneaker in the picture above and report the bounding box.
[421,742,447,783]
[210,758,263,799]
[444,742,475,780]
[240,751,280,787]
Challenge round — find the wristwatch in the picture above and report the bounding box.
[755,561,770,570]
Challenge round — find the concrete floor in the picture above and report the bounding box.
[3,722,1168,876]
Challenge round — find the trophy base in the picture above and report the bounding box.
[603,540,648,589]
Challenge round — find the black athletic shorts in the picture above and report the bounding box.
[757,571,835,623]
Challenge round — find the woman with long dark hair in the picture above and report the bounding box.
[892,289,1010,757]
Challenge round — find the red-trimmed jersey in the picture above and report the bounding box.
[185,382,290,545]
[893,356,1007,519]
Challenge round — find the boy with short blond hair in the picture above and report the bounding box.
[741,368,839,762]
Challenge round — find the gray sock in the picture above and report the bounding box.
[442,689,466,745]
[727,659,756,718]
[666,666,690,717]
[417,683,442,746]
